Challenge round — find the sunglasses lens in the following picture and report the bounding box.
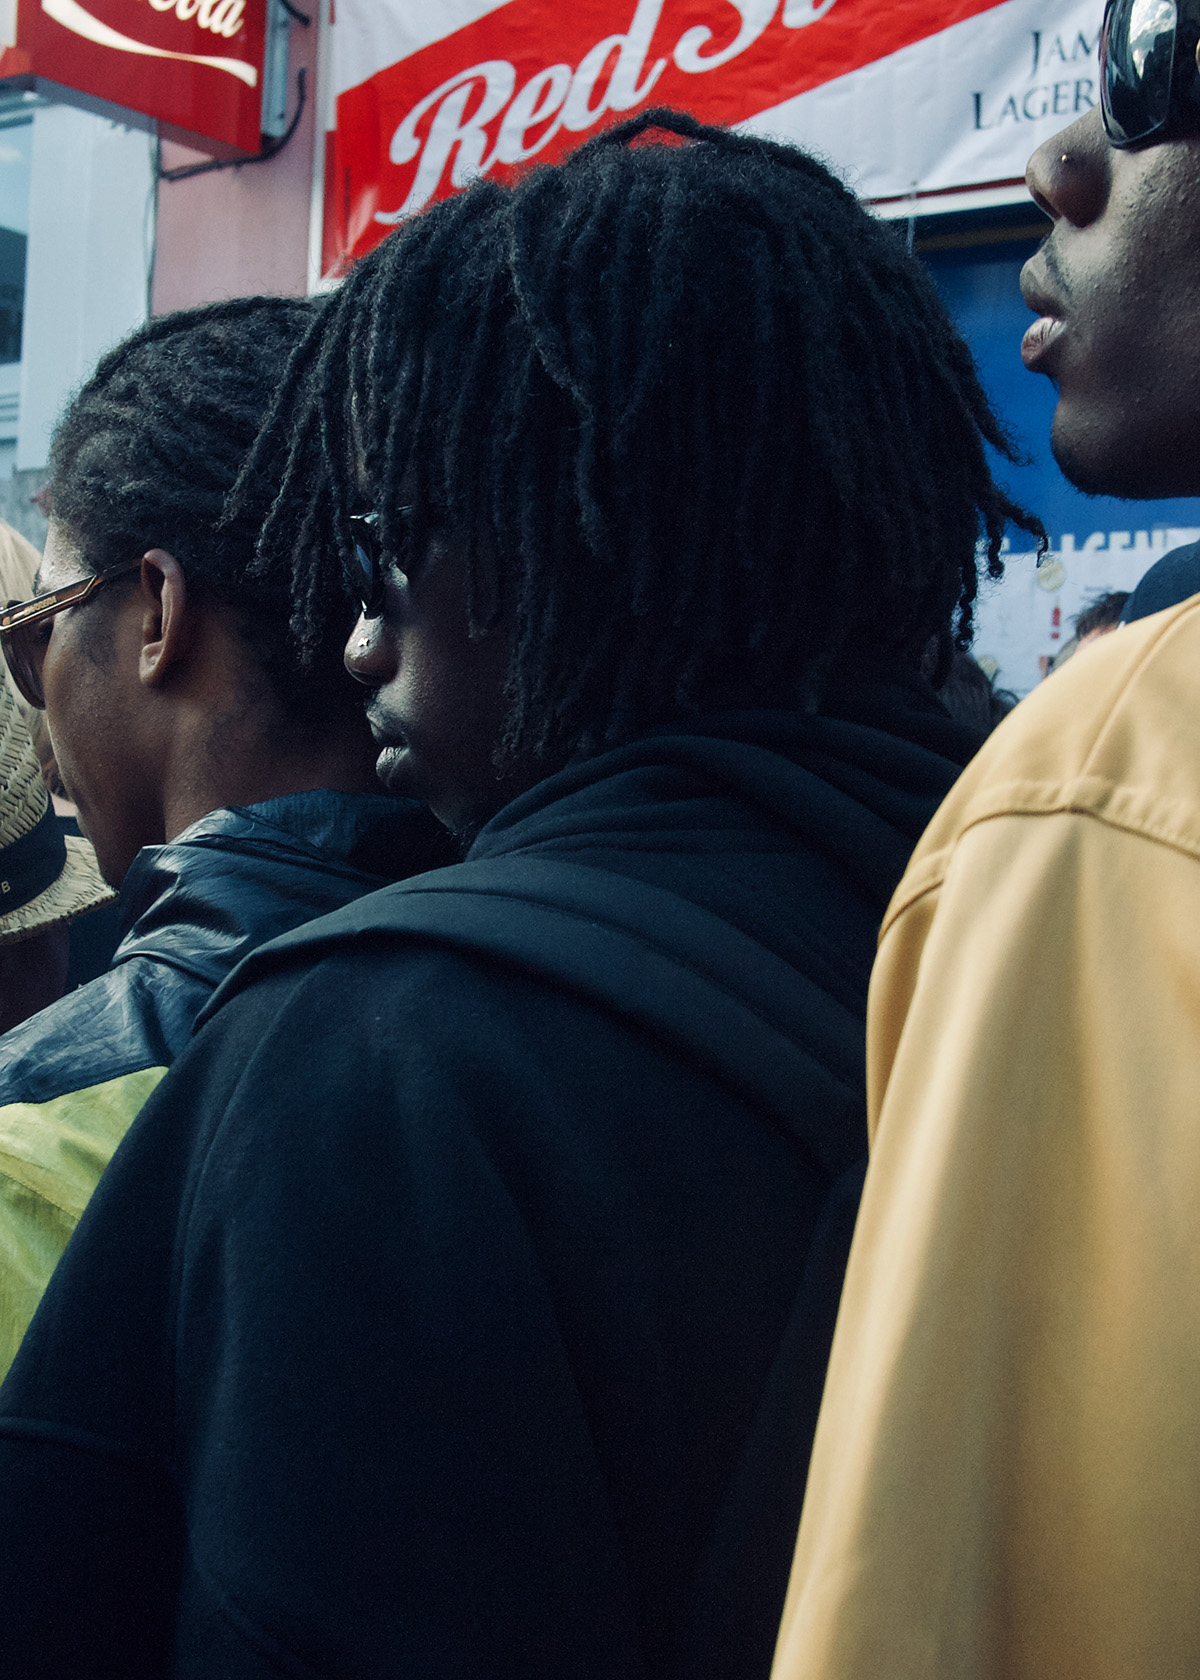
[1,613,45,709]
[352,539,378,612]
[346,518,387,618]
[1103,0,1178,143]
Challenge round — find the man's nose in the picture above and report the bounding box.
[1026,107,1110,228]
[344,612,394,686]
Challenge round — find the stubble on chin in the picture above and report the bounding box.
[1049,426,1116,498]
[1049,405,1182,502]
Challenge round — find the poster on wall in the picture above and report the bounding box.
[323,0,1102,274]
[0,0,268,155]
[972,531,1200,697]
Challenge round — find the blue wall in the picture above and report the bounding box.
[924,240,1200,547]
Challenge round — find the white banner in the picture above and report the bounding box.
[742,0,1100,205]
[323,0,1105,269]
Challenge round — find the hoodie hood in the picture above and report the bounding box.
[202,681,977,1167]
[471,668,980,918]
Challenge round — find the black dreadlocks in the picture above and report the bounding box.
[48,295,363,724]
[239,108,1045,763]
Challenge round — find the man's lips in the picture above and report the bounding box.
[366,708,410,789]
[1021,314,1064,371]
[1019,256,1066,373]
[374,742,409,790]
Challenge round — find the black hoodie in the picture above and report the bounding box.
[0,680,979,1680]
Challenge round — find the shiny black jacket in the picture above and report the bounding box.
[0,789,448,1110]
[0,789,449,1386]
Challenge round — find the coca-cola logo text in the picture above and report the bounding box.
[25,0,268,149]
[41,0,256,82]
[146,0,245,40]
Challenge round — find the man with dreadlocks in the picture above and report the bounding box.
[0,297,448,1383]
[0,113,1040,1678]
[769,10,1200,1673]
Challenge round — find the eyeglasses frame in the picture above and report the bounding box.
[0,557,144,708]
[346,506,415,621]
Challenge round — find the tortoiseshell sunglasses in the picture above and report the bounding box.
[0,558,143,708]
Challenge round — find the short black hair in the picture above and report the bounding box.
[241,108,1044,763]
[48,295,363,725]
[1074,591,1130,638]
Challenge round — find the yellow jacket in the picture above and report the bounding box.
[773,597,1200,1680]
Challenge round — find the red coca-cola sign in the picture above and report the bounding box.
[0,0,267,155]
[325,0,1012,273]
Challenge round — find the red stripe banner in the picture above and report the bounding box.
[326,0,1014,271]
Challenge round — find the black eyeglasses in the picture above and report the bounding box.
[1101,0,1200,147]
[0,558,142,709]
[346,506,414,620]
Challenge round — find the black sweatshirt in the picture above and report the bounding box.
[0,683,979,1680]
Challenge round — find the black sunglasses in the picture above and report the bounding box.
[1101,0,1200,147]
[346,506,414,620]
[0,558,143,709]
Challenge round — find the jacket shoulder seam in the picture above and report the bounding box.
[881,791,1200,940]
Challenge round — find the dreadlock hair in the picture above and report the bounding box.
[239,108,1045,765]
[48,295,364,728]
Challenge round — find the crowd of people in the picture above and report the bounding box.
[0,0,1194,1670]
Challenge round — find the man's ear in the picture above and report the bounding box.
[137,549,190,689]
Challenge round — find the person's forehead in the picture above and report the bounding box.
[34,519,86,593]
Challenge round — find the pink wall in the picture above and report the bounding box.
[151,10,320,312]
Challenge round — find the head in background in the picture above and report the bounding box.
[245,109,1043,836]
[1042,589,1131,678]
[29,297,381,884]
[1074,590,1130,648]
[0,519,40,612]
[0,672,112,1033]
[0,519,57,792]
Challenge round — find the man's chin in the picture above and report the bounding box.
[1049,433,1122,499]
[1051,410,1200,501]
[374,744,473,842]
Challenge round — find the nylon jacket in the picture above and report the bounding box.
[773,598,1200,1680]
[0,789,448,1380]
[0,684,981,1680]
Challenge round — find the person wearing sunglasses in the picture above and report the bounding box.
[770,6,1200,1677]
[0,296,448,1387]
[0,112,1046,1678]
